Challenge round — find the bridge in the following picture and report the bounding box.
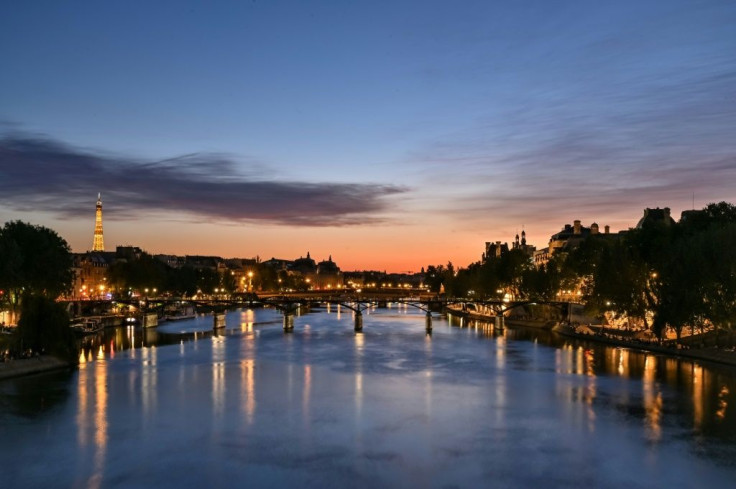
[61,291,576,334]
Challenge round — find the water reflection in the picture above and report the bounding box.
[68,310,736,445]
[354,331,364,418]
[2,308,736,487]
[239,359,256,424]
[424,333,433,416]
[503,323,736,441]
[303,364,311,423]
[142,346,158,417]
[76,360,108,489]
[240,308,255,332]
[643,355,662,442]
[717,385,730,420]
[212,337,225,418]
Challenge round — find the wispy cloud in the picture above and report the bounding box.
[407,34,736,231]
[0,134,406,226]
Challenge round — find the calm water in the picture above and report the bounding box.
[1,305,735,488]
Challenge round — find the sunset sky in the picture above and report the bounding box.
[1,0,735,272]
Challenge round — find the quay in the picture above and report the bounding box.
[547,322,736,369]
[0,355,73,381]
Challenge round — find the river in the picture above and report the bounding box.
[1,305,735,488]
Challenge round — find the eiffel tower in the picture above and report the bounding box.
[92,193,105,252]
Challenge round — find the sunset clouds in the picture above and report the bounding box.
[0,135,405,226]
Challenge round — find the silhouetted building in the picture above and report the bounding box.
[155,254,186,268]
[184,255,221,271]
[314,255,342,289]
[291,252,317,276]
[636,207,676,229]
[482,241,509,262]
[116,246,143,260]
[548,220,591,254]
[262,257,293,271]
[511,229,536,258]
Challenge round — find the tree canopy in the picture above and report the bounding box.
[427,201,736,341]
[0,220,73,309]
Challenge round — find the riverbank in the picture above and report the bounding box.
[548,323,736,369]
[0,355,74,381]
[504,317,736,368]
[505,318,558,330]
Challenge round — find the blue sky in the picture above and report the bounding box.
[1,0,735,270]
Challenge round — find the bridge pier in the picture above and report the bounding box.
[213,312,226,329]
[425,311,432,333]
[354,311,363,332]
[283,314,294,332]
[494,315,504,330]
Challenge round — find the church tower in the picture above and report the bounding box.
[92,193,105,252]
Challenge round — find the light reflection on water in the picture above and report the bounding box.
[1,307,735,488]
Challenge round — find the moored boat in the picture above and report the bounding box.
[165,305,196,321]
[70,318,102,335]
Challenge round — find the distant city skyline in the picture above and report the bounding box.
[1,1,734,271]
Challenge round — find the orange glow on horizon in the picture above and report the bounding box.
[11,207,643,272]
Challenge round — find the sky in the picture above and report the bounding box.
[1,0,735,272]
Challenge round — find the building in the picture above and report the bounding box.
[291,252,317,276]
[511,229,536,258]
[72,251,115,299]
[483,229,536,263]
[636,207,676,228]
[262,257,293,271]
[155,254,187,268]
[535,220,617,267]
[314,256,342,289]
[482,241,509,262]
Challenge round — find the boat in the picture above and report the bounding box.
[446,303,500,322]
[445,303,468,316]
[165,305,196,321]
[70,318,102,335]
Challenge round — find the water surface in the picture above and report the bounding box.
[1,305,735,488]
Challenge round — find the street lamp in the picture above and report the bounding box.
[248,271,254,292]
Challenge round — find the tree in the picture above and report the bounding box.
[0,221,73,310]
[107,252,168,293]
[14,294,76,361]
[585,236,651,328]
[495,249,532,299]
[424,265,447,293]
[697,223,736,339]
[520,262,562,301]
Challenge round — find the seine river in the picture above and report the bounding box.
[1,305,735,488]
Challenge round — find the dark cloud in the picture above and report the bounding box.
[0,135,406,226]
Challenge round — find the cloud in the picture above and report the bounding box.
[0,134,406,226]
[407,48,736,231]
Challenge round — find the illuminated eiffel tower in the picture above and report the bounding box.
[92,193,105,252]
